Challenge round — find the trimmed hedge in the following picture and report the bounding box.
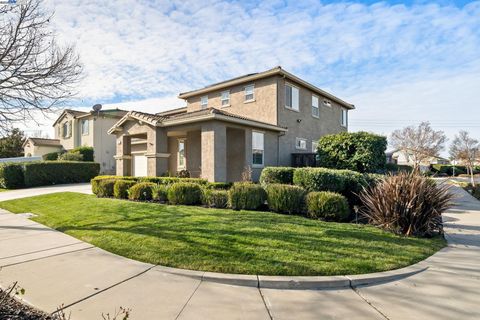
[59,151,83,161]
[71,146,94,162]
[0,163,24,189]
[128,182,156,201]
[229,183,266,210]
[306,191,349,221]
[265,184,306,215]
[113,180,137,199]
[293,168,346,193]
[138,176,208,185]
[96,179,116,198]
[205,182,233,190]
[0,161,100,189]
[42,152,60,161]
[431,164,466,176]
[152,184,168,202]
[259,167,296,185]
[167,182,203,205]
[203,189,229,208]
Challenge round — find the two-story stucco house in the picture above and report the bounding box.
[109,66,354,182]
[24,108,127,174]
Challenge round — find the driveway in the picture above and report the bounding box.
[0,185,479,319]
[0,183,92,201]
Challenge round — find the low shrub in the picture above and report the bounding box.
[358,172,454,237]
[0,163,24,189]
[113,180,137,199]
[205,182,233,190]
[203,189,229,208]
[306,191,349,221]
[167,182,203,205]
[96,179,116,197]
[58,151,83,161]
[23,161,100,188]
[42,152,60,161]
[128,182,156,201]
[228,182,266,210]
[431,164,466,176]
[177,169,190,178]
[293,167,346,193]
[259,167,296,185]
[265,184,306,215]
[139,176,207,185]
[71,146,94,162]
[152,184,168,202]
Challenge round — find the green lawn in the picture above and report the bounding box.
[0,192,445,276]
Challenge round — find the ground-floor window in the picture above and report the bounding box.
[252,131,264,167]
[178,139,186,170]
[295,137,307,150]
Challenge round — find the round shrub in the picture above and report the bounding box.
[228,182,266,210]
[152,184,168,202]
[293,168,346,193]
[167,182,202,205]
[265,184,306,215]
[205,182,233,190]
[113,180,136,199]
[128,182,156,201]
[259,167,296,185]
[203,189,229,208]
[96,179,116,198]
[306,191,349,221]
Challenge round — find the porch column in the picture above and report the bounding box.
[146,128,169,176]
[115,135,131,176]
[201,122,227,182]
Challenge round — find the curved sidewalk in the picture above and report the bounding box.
[0,184,479,319]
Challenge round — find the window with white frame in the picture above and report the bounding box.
[201,95,208,109]
[81,119,89,135]
[178,139,186,169]
[341,108,348,127]
[296,138,307,150]
[252,131,264,166]
[221,90,230,106]
[312,95,319,118]
[312,141,319,153]
[285,84,299,111]
[244,84,254,102]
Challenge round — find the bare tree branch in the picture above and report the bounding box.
[450,131,479,186]
[0,0,83,134]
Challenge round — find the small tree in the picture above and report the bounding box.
[316,132,387,173]
[0,128,25,158]
[390,122,447,172]
[450,131,479,186]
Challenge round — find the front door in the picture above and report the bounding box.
[132,154,148,177]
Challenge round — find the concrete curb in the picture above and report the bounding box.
[152,262,429,290]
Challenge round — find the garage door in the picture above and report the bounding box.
[133,154,148,177]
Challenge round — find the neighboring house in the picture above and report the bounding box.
[23,138,63,157]
[51,108,128,173]
[109,66,354,182]
[386,149,450,171]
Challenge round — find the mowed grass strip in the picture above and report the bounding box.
[0,192,445,276]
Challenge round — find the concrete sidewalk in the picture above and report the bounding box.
[0,185,479,319]
[0,183,92,202]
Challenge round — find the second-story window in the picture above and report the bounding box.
[341,108,348,127]
[244,84,254,102]
[81,119,89,135]
[221,91,230,107]
[312,95,319,118]
[201,95,208,109]
[62,122,69,138]
[285,83,299,111]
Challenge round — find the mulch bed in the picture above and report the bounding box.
[0,289,53,320]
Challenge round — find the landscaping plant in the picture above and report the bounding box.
[113,180,137,199]
[167,182,203,205]
[203,189,229,208]
[152,184,168,202]
[96,179,116,197]
[58,151,83,161]
[265,184,306,215]
[259,167,296,185]
[358,172,454,237]
[229,182,266,210]
[306,191,349,221]
[128,182,156,201]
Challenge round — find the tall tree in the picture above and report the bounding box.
[0,128,25,158]
[450,131,479,186]
[0,0,82,133]
[390,122,447,172]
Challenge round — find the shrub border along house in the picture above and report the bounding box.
[0,161,100,189]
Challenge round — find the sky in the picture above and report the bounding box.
[20,0,480,153]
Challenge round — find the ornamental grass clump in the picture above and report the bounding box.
[358,172,454,237]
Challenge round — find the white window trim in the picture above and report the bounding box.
[341,108,348,127]
[177,138,186,170]
[81,119,89,135]
[200,95,208,109]
[221,90,230,107]
[312,141,319,153]
[285,82,300,112]
[312,95,319,118]
[252,130,264,168]
[244,84,255,103]
[295,137,307,150]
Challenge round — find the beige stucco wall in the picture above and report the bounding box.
[276,77,348,166]
[185,76,278,125]
[93,116,122,174]
[23,143,62,158]
[54,113,76,150]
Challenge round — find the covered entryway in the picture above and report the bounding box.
[132,153,147,177]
